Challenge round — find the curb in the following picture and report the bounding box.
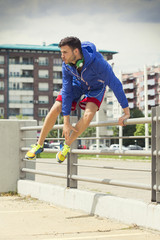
[17,180,160,232]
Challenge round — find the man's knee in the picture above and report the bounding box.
[48,101,62,117]
[54,101,62,114]
[83,109,95,123]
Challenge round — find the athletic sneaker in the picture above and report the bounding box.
[25,143,43,160]
[56,142,70,163]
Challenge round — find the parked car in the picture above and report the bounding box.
[78,145,87,149]
[109,144,128,150]
[49,142,60,150]
[127,145,143,150]
[44,141,51,148]
[89,144,109,150]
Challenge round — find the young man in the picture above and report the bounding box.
[25,37,130,163]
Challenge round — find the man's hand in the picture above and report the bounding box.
[62,123,78,141]
[63,115,78,141]
[118,107,130,126]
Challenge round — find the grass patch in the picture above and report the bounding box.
[40,152,151,161]
[0,191,18,197]
[39,152,56,158]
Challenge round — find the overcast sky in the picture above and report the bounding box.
[0,0,160,74]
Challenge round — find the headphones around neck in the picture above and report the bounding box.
[68,57,84,69]
[75,58,84,69]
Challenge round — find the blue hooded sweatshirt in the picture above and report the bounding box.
[61,41,128,116]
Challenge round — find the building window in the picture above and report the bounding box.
[38,108,48,117]
[38,57,49,66]
[0,69,4,78]
[0,107,4,116]
[0,56,4,64]
[53,71,62,79]
[38,96,49,104]
[38,70,49,78]
[0,81,4,90]
[53,58,62,66]
[0,94,4,103]
[38,82,49,91]
[22,108,33,116]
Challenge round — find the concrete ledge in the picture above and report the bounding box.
[17,180,160,232]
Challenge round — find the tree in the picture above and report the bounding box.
[134,123,151,146]
[123,108,144,146]
[47,114,64,140]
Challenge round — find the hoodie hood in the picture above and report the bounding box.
[81,41,96,67]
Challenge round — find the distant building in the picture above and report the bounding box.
[0,43,117,127]
[122,65,160,114]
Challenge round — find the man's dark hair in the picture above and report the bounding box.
[59,36,82,53]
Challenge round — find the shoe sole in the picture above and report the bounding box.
[56,152,66,163]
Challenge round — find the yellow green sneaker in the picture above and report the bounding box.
[56,142,70,163]
[25,143,43,160]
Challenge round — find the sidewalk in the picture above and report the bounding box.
[0,195,160,240]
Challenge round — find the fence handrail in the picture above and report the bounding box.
[21,146,152,157]
[19,106,160,203]
[20,117,153,131]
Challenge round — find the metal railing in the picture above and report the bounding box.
[20,106,160,203]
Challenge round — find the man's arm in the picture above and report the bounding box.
[118,107,130,126]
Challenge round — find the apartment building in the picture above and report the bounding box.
[122,65,160,114]
[0,43,117,126]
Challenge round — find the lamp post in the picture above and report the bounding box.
[144,65,149,150]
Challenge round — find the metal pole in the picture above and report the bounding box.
[96,111,100,150]
[119,71,123,150]
[151,107,156,202]
[156,106,160,203]
[67,116,78,188]
[144,65,149,151]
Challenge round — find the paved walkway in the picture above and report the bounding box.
[0,196,160,240]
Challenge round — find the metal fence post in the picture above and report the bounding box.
[156,106,160,203]
[151,107,156,202]
[67,116,78,188]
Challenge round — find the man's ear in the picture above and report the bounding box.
[73,48,79,55]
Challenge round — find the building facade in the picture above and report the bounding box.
[0,43,117,126]
[122,65,160,114]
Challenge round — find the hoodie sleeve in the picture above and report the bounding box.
[61,64,73,116]
[96,56,129,109]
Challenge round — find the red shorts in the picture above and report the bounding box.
[56,86,106,111]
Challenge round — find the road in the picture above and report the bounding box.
[34,157,151,202]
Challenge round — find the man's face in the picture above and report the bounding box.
[60,45,77,64]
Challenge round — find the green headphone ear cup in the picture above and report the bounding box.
[76,58,84,68]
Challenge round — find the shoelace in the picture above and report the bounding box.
[61,145,70,156]
[30,144,41,153]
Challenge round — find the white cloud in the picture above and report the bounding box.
[0,0,160,73]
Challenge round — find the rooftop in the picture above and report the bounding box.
[0,43,118,55]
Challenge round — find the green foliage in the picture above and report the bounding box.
[80,126,96,137]
[47,114,63,139]
[0,115,4,119]
[16,114,28,120]
[123,108,144,146]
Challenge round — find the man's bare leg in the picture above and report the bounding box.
[65,102,98,146]
[38,101,62,146]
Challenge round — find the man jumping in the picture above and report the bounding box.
[25,36,130,163]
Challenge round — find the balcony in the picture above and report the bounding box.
[148,89,155,96]
[53,66,62,71]
[148,79,155,86]
[128,102,134,108]
[53,79,62,84]
[126,92,134,99]
[148,99,155,106]
[123,83,134,90]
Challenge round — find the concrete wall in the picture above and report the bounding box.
[0,120,37,193]
[18,180,160,232]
